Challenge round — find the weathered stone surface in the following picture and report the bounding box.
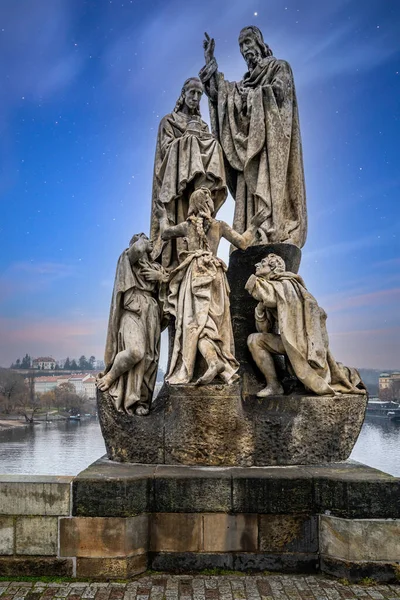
[0,557,73,577]
[243,394,367,466]
[0,516,14,555]
[232,466,313,514]
[59,515,148,558]
[150,514,202,552]
[76,554,147,578]
[149,552,318,573]
[15,516,58,556]
[320,555,400,583]
[259,515,318,553]
[154,465,231,512]
[73,457,155,516]
[164,383,254,466]
[232,553,318,573]
[227,244,301,388]
[0,476,72,515]
[97,389,164,464]
[203,514,258,552]
[320,515,400,561]
[306,461,400,518]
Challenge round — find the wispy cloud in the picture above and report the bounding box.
[0,316,107,366]
[0,261,76,302]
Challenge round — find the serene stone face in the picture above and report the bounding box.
[184,81,203,112]
[130,233,153,255]
[238,29,262,69]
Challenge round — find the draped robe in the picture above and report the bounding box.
[150,111,227,268]
[104,251,164,412]
[200,56,307,248]
[245,272,366,396]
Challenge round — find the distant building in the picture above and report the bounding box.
[32,357,56,370]
[379,373,392,391]
[33,373,95,396]
[34,376,59,394]
[379,372,400,399]
[83,376,96,399]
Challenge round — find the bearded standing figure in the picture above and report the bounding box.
[199,26,307,248]
[150,77,227,269]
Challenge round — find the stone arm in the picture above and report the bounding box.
[245,275,277,307]
[127,237,148,266]
[160,221,189,241]
[219,208,268,249]
[199,58,220,103]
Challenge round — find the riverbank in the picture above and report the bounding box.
[0,419,29,431]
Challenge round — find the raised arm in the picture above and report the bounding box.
[219,208,268,249]
[199,32,219,102]
[161,222,188,241]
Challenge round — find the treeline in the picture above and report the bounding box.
[0,368,89,421]
[10,354,98,371]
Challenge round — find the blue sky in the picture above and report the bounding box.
[0,0,399,369]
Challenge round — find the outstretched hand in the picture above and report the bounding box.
[203,32,215,64]
[251,208,268,229]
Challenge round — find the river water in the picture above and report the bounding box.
[0,416,399,477]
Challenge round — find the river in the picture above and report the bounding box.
[0,416,399,477]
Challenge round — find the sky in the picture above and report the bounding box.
[0,0,399,370]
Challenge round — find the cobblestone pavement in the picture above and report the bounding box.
[0,575,399,600]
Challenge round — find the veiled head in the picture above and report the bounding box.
[129,232,153,254]
[238,26,272,69]
[174,77,203,115]
[255,253,285,277]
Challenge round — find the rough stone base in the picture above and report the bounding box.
[67,459,400,581]
[98,384,367,466]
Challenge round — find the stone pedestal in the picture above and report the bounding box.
[67,458,400,581]
[98,385,367,466]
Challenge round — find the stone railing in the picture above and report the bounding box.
[0,460,399,581]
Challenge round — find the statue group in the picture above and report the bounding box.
[97,26,365,423]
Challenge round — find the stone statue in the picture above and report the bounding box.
[245,253,366,397]
[156,188,267,386]
[150,77,227,269]
[200,26,307,248]
[97,233,167,415]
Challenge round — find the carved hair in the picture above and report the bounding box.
[239,26,273,58]
[174,77,203,115]
[264,253,285,274]
[187,188,213,247]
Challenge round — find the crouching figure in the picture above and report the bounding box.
[245,253,366,397]
[97,233,167,415]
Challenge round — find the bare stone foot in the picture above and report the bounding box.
[257,383,284,397]
[195,361,224,386]
[96,374,114,392]
[135,405,149,416]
